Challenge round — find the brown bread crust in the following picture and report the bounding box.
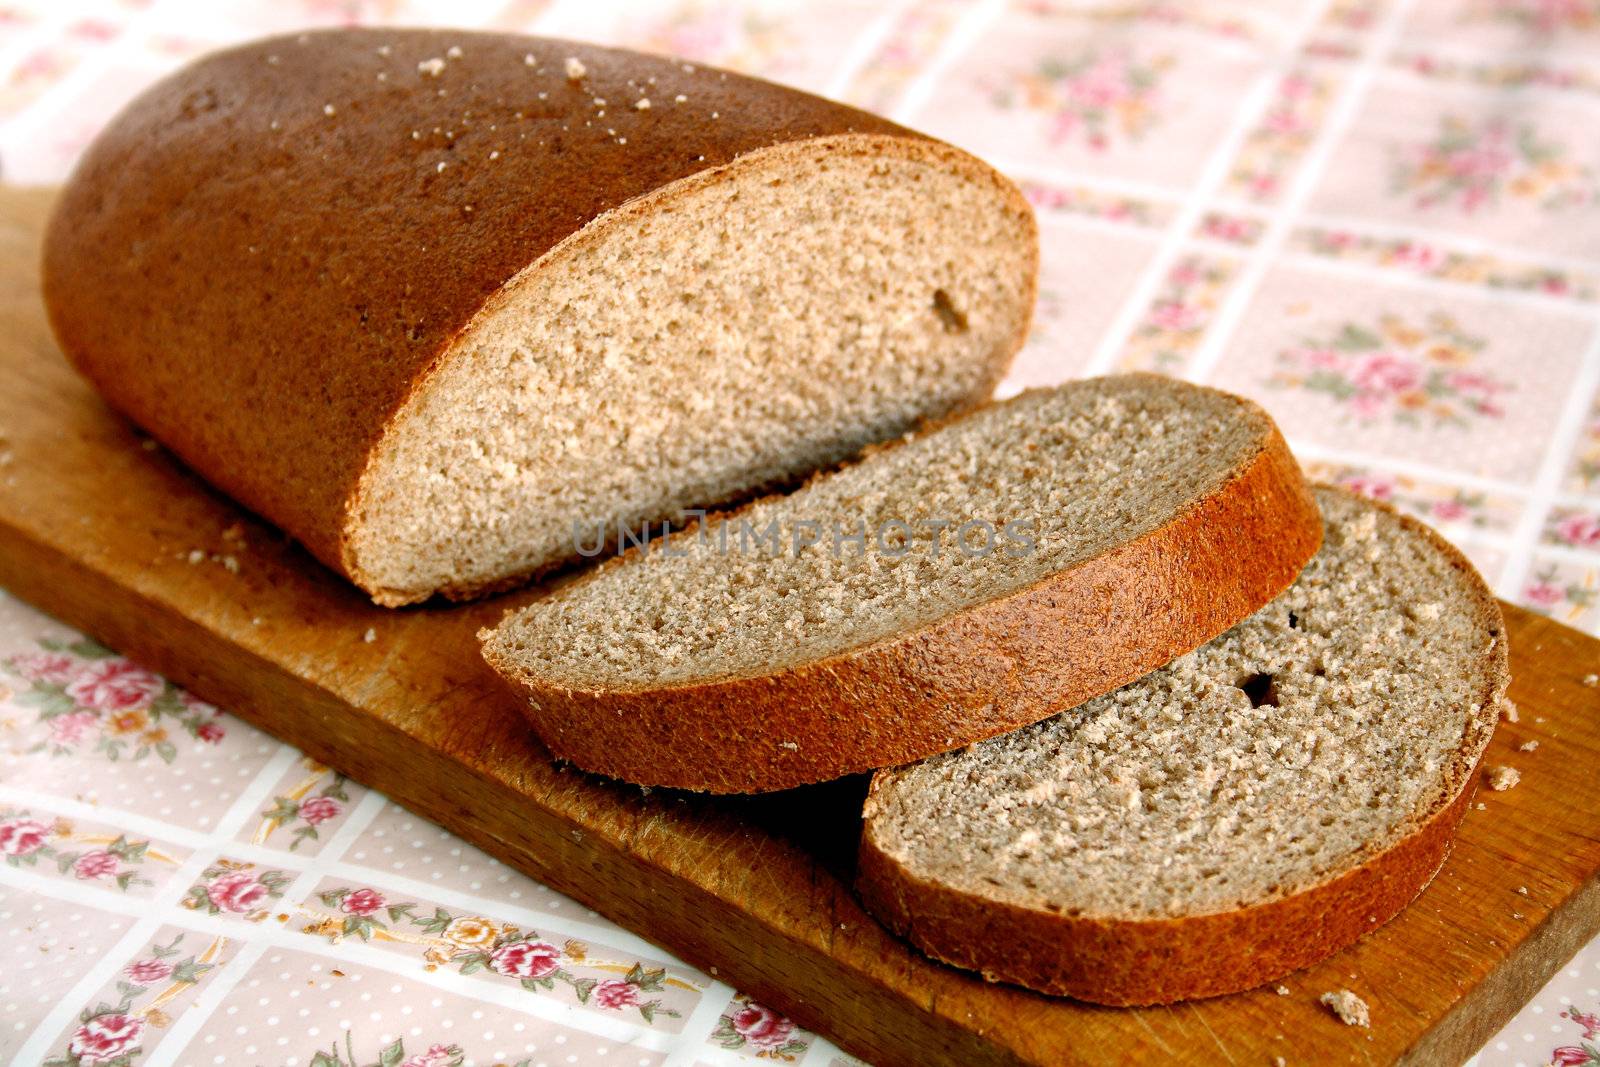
[42,27,1028,602]
[482,415,1324,793]
[855,490,1511,1005]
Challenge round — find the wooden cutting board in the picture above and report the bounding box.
[4,184,1599,1066]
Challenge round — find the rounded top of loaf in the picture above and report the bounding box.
[42,28,921,579]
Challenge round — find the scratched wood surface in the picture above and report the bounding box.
[3,185,1599,1065]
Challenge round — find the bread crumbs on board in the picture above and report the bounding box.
[565,56,586,81]
[1320,989,1370,1027]
[1485,765,1521,790]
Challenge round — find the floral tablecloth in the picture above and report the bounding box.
[1,0,1599,1064]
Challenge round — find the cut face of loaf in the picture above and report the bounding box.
[350,136,1034,604]
[41,28,1037,606]
[858,487,1509,1006]
[481,375,1323,793]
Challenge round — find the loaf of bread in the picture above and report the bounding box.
[481,375,1323,793]
[43,28,1037,605]
[858,487,1508,1005]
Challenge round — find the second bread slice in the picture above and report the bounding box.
[481,375,1322,793]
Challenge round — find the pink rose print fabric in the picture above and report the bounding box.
[0,2,1598,1066]
[0,816,49,858]
[3,638,227,765]
[63,1013,145,1065]
[712,997,810,1060]
[121,958,174,986]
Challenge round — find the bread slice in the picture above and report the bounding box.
[858,486,1509,1005]
[42,28,1037,606]
[481,375,1322,793]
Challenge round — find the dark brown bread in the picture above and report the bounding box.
[857,488,1510,1005]
[856,781,1479,1005]
[482,376,1324,793]
[43,28,1035,605]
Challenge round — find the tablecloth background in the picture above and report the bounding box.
[0,1,1598,1064]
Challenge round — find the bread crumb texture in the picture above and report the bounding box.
[1320,989,1371,1028]
[349,131,1033,603]
[1485,764,1521,791]
[489,376,1273,689]
[866,487,1505,920]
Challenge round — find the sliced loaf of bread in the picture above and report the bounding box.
[43,28,1037,606]
[858,486,1509,1005]
[481,375,1322,793]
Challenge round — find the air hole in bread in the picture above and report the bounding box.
[932,288,969,333]
[1239,672,1278,708]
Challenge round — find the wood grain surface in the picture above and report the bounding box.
[4,185,1599,1066]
